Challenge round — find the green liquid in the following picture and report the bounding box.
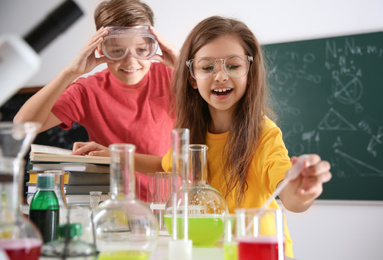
[98,250,151,260]
[224,242,238,260]
[164,214,224,246]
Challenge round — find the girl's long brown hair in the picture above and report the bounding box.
[172,16,275,206]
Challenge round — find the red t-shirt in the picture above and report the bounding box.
[52,62,174,200]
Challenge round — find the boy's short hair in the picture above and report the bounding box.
[94,0,154,29]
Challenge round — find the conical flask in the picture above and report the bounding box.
[0,122,43,260]
[92,144,158,260]
[165,144,229,246]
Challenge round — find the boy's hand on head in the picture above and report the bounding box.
[66,27,111,76]
[71,141,110,157]
[149,26,179,69]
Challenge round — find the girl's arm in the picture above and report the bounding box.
[278,154,332,212]
[13,27,110,133]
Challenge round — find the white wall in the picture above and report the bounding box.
[1,1,383,259]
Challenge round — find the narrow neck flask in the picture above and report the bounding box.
[29,174,60,243]
[92,144,158,260]
[166,144,229,246]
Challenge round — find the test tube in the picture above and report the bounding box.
[168,128,192,260]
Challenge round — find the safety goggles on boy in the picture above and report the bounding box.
[101,26,159,61]
[186,55,253,79]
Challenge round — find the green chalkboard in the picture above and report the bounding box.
[263,32,383,200]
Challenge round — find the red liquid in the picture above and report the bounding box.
[238,236,283,260]
[0,239,41,260]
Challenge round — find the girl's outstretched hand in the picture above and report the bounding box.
[279,154,332,212]
[149,26,179,69]
[71,141,110,157]
[66,27,111,76]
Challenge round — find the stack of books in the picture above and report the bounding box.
[27,144,111,205]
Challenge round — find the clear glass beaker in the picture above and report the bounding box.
[44,170,67,225]
[89,191,102,210]
[44,170,67,209]
[165,144,229,246]
[0,122,42,260]
[92,144,158,260]
[147,172,179,236]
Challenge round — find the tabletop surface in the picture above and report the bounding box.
[149,236,224,260]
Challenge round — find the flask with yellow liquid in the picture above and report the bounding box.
[92,144,158,260]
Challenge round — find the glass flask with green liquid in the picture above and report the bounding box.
[164,144,229,246]
[92,144,158,260]
[0,122,43,260]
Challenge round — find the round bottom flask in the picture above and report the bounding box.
[165,144,228,246]
[92,144,158,260]
[0,122,43,260]
[0,158,43,260]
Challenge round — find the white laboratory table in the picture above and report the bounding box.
[148,236,224,260]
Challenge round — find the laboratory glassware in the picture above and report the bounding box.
[92,144,158,260]
[0,122,42,260]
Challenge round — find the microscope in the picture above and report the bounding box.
[0,0,83,107]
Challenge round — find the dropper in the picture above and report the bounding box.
[244,155,311,234]
[261,154,310,209]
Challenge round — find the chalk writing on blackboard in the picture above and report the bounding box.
[264,31,383,200]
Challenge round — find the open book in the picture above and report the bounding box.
[30,144,110,165]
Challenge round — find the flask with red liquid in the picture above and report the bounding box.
[0,122,43,260]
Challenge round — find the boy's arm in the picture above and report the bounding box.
[13,68,79,132]
[13,27,110,132]
[135,153,164,175]
[71,141,164,175]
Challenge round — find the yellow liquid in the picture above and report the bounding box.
[224,242,238,260]
[98,250,151,260]
[164,214,224,246]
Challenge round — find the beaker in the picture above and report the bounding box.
[147,172,180,236]
[89,191,102,210]
[44,170,67,225]
[0,122,42,260]
[92,144,158,260]
[44,170,67,209]
[164,144,229,246]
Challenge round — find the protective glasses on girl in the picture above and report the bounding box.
[101,26,159,61]
[186,55,253,79]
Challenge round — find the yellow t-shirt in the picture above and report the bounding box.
[161,117,294,257]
